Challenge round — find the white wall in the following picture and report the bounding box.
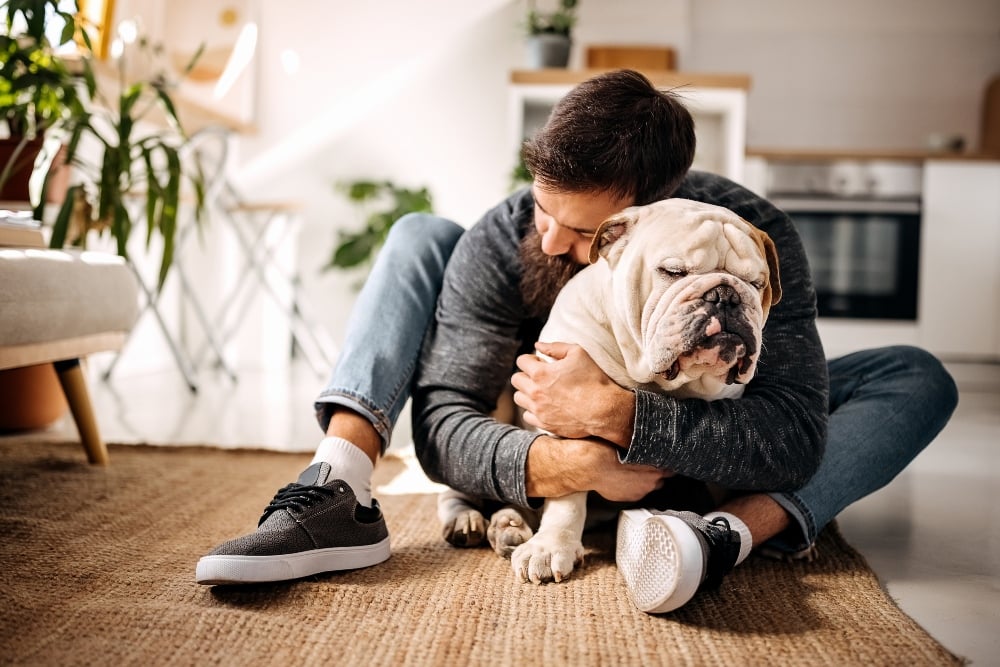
[684,0,1000,151]
[227,0,520,347]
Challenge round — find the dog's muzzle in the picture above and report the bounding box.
[661,283,759,385]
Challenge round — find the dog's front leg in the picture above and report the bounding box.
[437,488,488,547]
[511,492,586,583]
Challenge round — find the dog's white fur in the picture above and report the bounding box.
[440,198,781,584]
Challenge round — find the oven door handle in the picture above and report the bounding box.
[770,197,921,215]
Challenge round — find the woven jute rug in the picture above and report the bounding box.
[0,441,963,666]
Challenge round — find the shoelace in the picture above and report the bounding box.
[709,516,732,533]
[702,516,741,590]
[258,483,337,526]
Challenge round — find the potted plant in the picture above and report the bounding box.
[0,0,81,201]
[2,0,205,289]
[325,179,433,274]
[45,24,206,289]
[524,0,578,69]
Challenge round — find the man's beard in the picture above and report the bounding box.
[519,226,584,318]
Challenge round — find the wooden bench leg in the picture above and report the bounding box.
[53,359,109,465]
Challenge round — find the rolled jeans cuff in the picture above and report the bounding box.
[315,391,393,454]
[765,490,817,554]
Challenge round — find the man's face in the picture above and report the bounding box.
[532,183,634,265]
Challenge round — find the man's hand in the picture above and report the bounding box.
[512,341,635,446]
[525,435,672,501]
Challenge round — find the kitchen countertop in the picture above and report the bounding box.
[746,147,1000,162]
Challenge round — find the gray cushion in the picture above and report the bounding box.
[0,248,139,346]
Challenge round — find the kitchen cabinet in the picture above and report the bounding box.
[509,70,751,184]
[920,160,1000,359]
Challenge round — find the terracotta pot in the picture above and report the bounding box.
[0,137,70,203]
[0,364,68,431]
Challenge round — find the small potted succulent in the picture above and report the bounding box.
[524,0,578,69]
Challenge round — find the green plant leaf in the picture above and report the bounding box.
[391,186,433,213]
[366,211,395,236]
[81,55,96,98]
[141,147,161,250]
[329,231,379,269]
[97,147,118,223]
[154,144,181,290]
[342,180,381,202]
[58,14,75,46]
[119,84,142,136]
[180,43,204,77]
[47,184,79,250]
[154,85,183,135]
[112,201,130,257]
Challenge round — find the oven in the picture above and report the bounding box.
[767,161,923,320]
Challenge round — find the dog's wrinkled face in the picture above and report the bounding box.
[589,198,781,393]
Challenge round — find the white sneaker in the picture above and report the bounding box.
[616,508,741,613]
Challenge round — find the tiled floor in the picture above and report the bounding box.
[5,356,999,665]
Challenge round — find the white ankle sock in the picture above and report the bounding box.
[310,437,374,507]
[704,511,753,565]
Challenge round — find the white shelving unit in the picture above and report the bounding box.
[508,69,751,184]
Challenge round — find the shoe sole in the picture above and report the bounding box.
[616,509,704,613]
[195,536,391,585]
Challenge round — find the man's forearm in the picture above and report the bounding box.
[591,386,636,447]
[524,436,594,497]
[525,434,673,502]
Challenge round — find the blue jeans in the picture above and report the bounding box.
[315,213,959,551]
[315,213,465,445]
[768,345,958,551]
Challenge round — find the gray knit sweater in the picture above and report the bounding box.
[411,171,829,507]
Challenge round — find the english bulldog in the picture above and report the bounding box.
[438,198,781,584]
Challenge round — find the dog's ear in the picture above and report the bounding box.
[588,208,639,265]
[751,226,782,315]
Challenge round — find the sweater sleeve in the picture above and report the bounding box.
[411,191,543,507]
[620,172,829,491]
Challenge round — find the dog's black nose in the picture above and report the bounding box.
[703,285,741,306]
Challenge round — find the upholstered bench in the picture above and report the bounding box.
[0,246,139,464]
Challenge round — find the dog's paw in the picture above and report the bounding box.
[442,509,487,548]
[511,529,584,584]
[487,507,535,558]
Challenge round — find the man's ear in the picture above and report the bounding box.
[588,208,640,265]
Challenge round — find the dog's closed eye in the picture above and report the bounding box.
[657,266,688,279]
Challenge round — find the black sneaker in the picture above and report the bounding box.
[196,462,390,584]
[616,508,740,613]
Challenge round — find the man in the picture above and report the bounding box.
[197,70,957,614]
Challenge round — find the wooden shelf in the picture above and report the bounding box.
[510,69,751,91]
[747,146,1000,163]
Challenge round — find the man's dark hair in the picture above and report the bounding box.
[521,69,696,205]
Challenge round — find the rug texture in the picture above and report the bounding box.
[0,441,963,666]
